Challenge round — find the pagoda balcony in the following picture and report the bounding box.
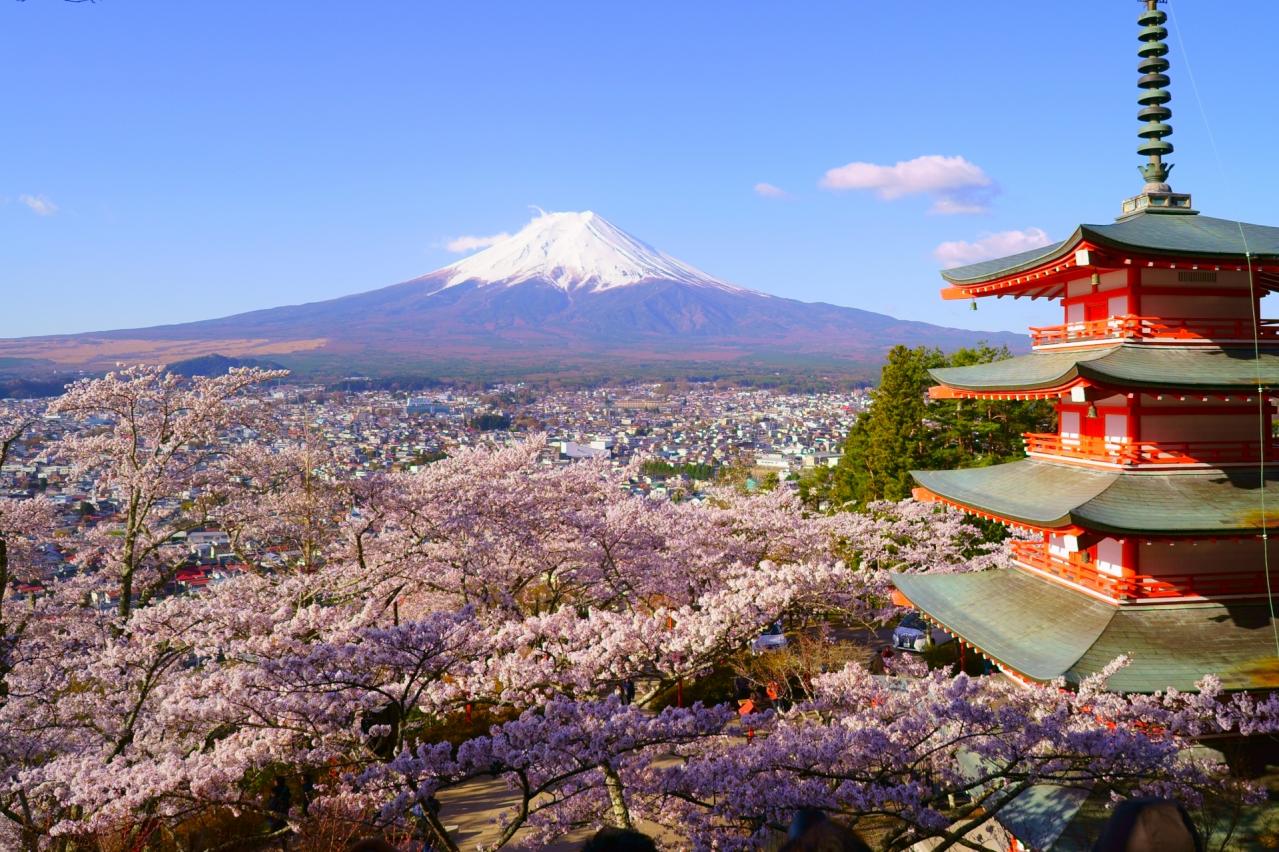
[1029,315,1279,349]
[1010,540,1271,603]
[1023,432,1276,468]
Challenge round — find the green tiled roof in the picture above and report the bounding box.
[896,569,1113,680]
[954,756,1154,850]
[941,240,1071,285]
[929,345,1279,393]
[942,211,1279,284]
[914,461,1112,528]
[892,569,1279,692]
[912,460,1279,535]
[992,785,1100,852]
[954,751,1099,851]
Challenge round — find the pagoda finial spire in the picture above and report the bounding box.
[1120,0,1196,218]
[1136,0,1173,184]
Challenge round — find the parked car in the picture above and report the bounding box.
[751,620,789,654]
[892,612,933,653]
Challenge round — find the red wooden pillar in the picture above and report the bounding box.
[1121,538,1137,572]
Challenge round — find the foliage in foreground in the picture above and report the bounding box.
[0,366,1274,851]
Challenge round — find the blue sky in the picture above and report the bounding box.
[3,1,1274,338]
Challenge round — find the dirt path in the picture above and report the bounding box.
[436,774,678,851]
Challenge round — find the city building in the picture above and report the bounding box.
[894,2,1279,693]
[406,397,452,416]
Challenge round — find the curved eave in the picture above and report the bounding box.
[913,485,1086,536]
[912,463,1112,532]
[941,231,1083,287]
[892,569,1279,692]
[892,570,1114,683]
[929,383,1085,401]
[912,460,1279,537]
[929,346,1279,395]
[940,213,1279,298]
[927,348,1107,394]
[930,362,1088,395]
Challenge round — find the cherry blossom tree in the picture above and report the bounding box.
[0,417,56,693]
[1,391,1275,852]
[0,418,59,850]
[0,366,284,849]
[637,660,1277,851]
[218,428,354,571]
[49,364,287,620]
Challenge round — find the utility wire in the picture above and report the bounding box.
[1167,0,1279,658]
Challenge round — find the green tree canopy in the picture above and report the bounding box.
[804,344,1052,510]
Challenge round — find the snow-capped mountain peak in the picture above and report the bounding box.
[441,211,748,293]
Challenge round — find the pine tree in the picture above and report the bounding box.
[816,344,1052,510]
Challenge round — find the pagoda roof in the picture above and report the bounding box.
[929,344,1279,394]
[942,211,1279,285]
[911,460,1279,535]
[892,568,1279,692]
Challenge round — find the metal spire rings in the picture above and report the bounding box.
[1137,1,1174,185]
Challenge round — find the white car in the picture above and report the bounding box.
[891,613,933,653]
[751,621,789,654]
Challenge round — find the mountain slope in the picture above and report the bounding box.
[0,211,1026,377]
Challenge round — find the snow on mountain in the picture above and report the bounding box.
[441,211,751,294]
[0,209,1029,376]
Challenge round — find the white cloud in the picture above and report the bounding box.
[820,154,995,214]
[930,197,989,216]
[934,228,1052,269]
[19,194,58,216]
[753,182,789,199]
[445,232,511,253]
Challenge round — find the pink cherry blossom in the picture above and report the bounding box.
[1,376,1274,851]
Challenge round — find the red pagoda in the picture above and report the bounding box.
[893,1,1279,693]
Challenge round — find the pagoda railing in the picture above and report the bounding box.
[1023,432,1276,467]
[1029,315,1279,348]
[1010,540,1271,602]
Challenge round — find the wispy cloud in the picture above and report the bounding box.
[930,196,989,216]
[934,228,1052,269]
[19,193,58,216]
[445,232,511,253]
[820,155,995,214]
[753,182,789,199]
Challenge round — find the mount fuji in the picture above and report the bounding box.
[0,211,1025,381]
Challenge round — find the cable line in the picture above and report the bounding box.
[1167,0,1279,659]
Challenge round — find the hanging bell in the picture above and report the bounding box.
[969,299,978,312]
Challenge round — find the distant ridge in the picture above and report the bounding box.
[0,211,1026,381]
[166,354,287,378]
